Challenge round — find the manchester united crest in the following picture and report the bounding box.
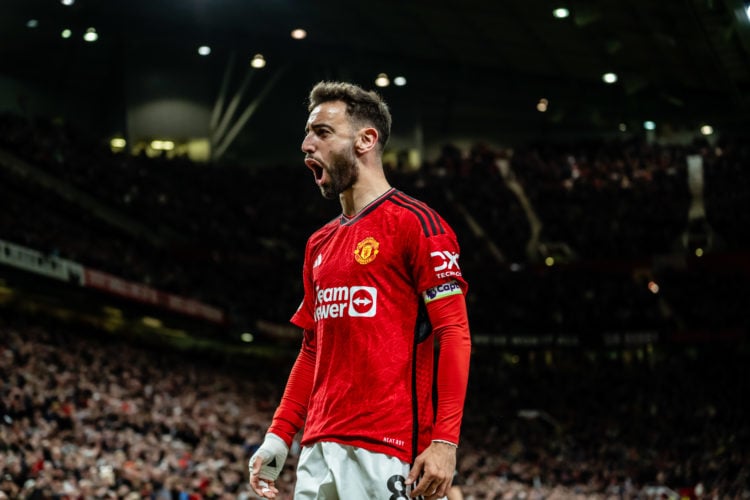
[354,236,380,265]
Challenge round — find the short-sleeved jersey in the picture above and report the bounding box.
[290,188,467,463]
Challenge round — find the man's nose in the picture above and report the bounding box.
[301,134,315,154]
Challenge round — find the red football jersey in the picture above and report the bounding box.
[289,188,468,463]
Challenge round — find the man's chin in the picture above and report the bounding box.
[320,185,337,200]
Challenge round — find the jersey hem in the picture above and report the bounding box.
[300,435,411,464]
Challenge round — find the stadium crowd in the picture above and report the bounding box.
[1,112,749,498]
[1,112,748,336]
[1,318,747,499]
[0,320,287,499]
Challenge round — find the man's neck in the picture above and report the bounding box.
[339,179,392,217]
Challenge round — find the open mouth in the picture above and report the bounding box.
[305,157,325,182]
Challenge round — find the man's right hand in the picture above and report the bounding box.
[248,433,289,498]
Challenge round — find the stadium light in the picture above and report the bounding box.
[198,45,211,56]
[375,73,390,87]
[643,120,656,131]
[83,27,98,42]
[746,3,750,21]
[251,54,266,68]
[291,28,307,40]
[602,72,618,84]
[393,76,407,86]
[150,140,174,151]
[553,8,569,18]
[61,29,72,39]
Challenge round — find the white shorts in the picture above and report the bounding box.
[294,441,423,500]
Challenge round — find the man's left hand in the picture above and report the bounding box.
[405,441,456,499]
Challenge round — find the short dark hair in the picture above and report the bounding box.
[308,81,392,150]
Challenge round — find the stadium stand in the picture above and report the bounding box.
[1,112,748,498]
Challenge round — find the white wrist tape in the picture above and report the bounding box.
[248,433,289,481]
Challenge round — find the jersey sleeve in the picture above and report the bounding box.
[409,211,468,296]
[409,203,471,445]
[426,293,471,445]
[275,238,318,444]
[290,239,316,330]
[404,203,470,444]
[268,328,317,446]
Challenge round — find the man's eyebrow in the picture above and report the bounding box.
[306,122,331,133]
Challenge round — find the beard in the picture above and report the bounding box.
[320,145,359,200]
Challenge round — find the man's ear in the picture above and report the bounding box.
[355,127,379,154]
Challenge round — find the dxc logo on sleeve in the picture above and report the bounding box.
[430,250,461,279]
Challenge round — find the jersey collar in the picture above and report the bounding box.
[340,188,397,226]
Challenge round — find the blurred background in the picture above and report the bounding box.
[1,0,748,498]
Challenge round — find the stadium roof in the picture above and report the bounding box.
[2,0,750,157]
